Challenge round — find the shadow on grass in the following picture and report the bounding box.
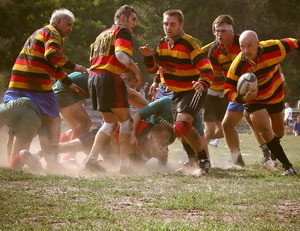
[206,167,271,179]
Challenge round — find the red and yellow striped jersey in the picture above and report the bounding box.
[9,25,75,93]
[144,33,213,92]
[225,38,300,104]
[204,34,241,91]
[90,24,133,76]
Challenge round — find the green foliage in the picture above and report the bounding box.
[0,0,299,102]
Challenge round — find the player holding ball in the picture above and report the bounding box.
[225,30,299,176]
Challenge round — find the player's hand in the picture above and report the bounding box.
[134,71,143,88]
[150,82,158,96]
[69,83,87,96]
[242,87,258,102]
[74,64,87,73]
[139,44,154,57]
[192,81,205,93]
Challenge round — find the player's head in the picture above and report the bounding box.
[284,102,290,108]
[239,30,260,61]
[163,9,184,39]
[50,8,75,37]
[121,71,137,88]
[212,15,234,45]
[114,5,138,33]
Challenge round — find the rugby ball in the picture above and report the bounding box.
[237,72,257,95]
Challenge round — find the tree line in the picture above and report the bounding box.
[0,0,299,105]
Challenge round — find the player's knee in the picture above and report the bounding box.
[100,122,118,136]
[173,121,193,137]
[119,118,133,134]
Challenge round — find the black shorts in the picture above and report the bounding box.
[172,90,207,121]
[244,101,284,115]
[203,95,228,122]
[88,72,129,112]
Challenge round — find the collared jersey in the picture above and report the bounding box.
[225,38,300,104]
[144,33,213,92]
[9,25,75,93]
[90,24,133,76]
[204,34,241,91]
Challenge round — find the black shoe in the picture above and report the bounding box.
[84,159,106,173]
[19,150,43,171]
[198,159,211,174]
[261,156,271,165]
[282,167,297,176]
[235,154,245,167]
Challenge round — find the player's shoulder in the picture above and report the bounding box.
[182,33,200,45]
[115,25,131,34]
[45,25,62,40]
[259,39,282,48]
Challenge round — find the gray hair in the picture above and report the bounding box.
[50,8,75,24]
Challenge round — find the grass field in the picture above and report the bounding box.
[0,133,299,230]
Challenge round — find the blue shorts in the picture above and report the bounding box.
[3,90,59,117]
[227,102,244,113]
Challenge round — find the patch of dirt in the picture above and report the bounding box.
[275,200,300,223]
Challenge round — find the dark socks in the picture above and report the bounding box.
[182,143,197,162]
[266,137,292,169]
[197,150,208,160]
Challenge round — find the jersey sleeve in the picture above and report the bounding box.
[224,53,245,103]
[115,27,133,57]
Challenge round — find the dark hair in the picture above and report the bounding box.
[163,9,184,24]
[114,5,137,22]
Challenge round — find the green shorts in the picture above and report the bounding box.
[0,98,42,138]
[53,83,88,109]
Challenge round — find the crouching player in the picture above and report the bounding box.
[0,97,43,171]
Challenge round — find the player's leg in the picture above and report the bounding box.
[269,111,285,139]
[244,112,273,163]
[222,107,244,166]
[60,102,92,139]
[173,91,209,174]
[85,111,117,172]
[111,107,133,173]
[10,134,32,169]
[248,108,296,175]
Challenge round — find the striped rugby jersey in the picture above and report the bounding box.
[9,25,75,93]
[203,34,241,91]
[90,24,133,76]
[144,32,213,92]
[225,38,300,104]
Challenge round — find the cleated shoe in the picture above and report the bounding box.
[198,159,211,174]
[282,167,297,176]
[84,159,106,173]
[234,154,245,167]
[19,150,43,172]
[175,160,197,175]
[261,156,271,165]
[263,160,277,171]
